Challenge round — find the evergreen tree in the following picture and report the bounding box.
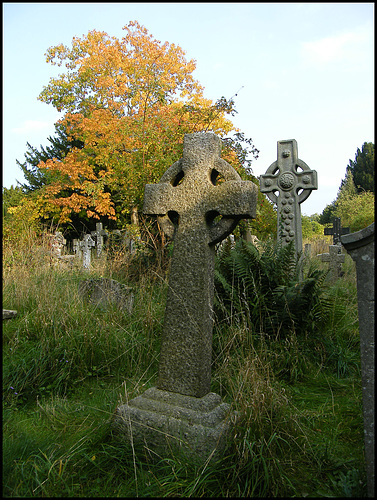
[2,185,25,217]
[320,142,374,224]
[16,123,83,193]
[318,200,337,225]
[346,142,374,194]
[337,167,357,203]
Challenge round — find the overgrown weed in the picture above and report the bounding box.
[2,230,366,497]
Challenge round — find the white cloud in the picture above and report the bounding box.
[11,120,52,134]
[301,29,369,66]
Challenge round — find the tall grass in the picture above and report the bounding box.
[2,229,367,497]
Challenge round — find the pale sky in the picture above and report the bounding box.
[2,2,374,216]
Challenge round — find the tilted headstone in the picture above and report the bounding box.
[324,217,350,245]
[91,222,108,257]
[317,244,345,280]
[79,278,134,313]
[113,132,258,464]
[341,223,374,498]
[260,139,317,272]
[79,234,95,269]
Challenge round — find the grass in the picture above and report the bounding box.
[2,231,368,497]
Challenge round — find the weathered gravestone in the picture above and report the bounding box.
[317,244,345,280]
[79,278,134,313]
[91,222,108,257]
[79,234,95,269]
[113,132,258,464]
[73,239,82,260]
[50,231,66,258]
[3,309,18,320]
[324,217,350,245]
[260,139,317,274]
[341,223,374,498]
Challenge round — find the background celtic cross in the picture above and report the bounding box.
[260,139,318,265]
[91,222,108,257]
[324,217,350,246]
[143,132,257,398]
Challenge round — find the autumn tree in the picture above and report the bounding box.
[36,21,258,226]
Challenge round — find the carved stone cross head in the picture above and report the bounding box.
[79,234,95,269]
[260,139,317,264]
[324,217,350,245]
[260,140,317,207]
[79,234,95,251]
[144,132,256,245]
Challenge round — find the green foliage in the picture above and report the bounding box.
[2,185,26,217]
[213,237,361,383]
[338,167,358,201]
[320,141,374,227]
[301,215,324,240]
[16,123,84,193]
[346,141,374,194]
[335,190,374,232]
[318,199,337,225]
[2,230,366,497]
[3,267,164,404]
[247,188,277,240]
[214,238,329,340]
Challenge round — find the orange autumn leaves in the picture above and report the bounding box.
[37,21,242,224]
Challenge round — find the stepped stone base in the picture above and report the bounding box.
[113,387,234,465]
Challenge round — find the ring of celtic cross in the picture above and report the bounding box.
[156,158,244,246]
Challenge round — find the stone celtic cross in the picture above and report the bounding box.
[324,217,350,245]
[317,244,345,280]
[91,222,108,257]
[260,140,317,262]
[79,234,95,269]
[143,132,258,398]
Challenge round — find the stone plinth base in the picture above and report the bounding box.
[113,387,234,465]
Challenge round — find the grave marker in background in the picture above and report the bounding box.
[317,244,345,280]
[79,234,95,269]
[260,139,317,274]
[79,278,134,313]
[91,222,108,257]
[50,231,66,258]
[324,217,350,245]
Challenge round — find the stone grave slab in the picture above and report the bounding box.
[79,278,134,313]
[3,309,18,320]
